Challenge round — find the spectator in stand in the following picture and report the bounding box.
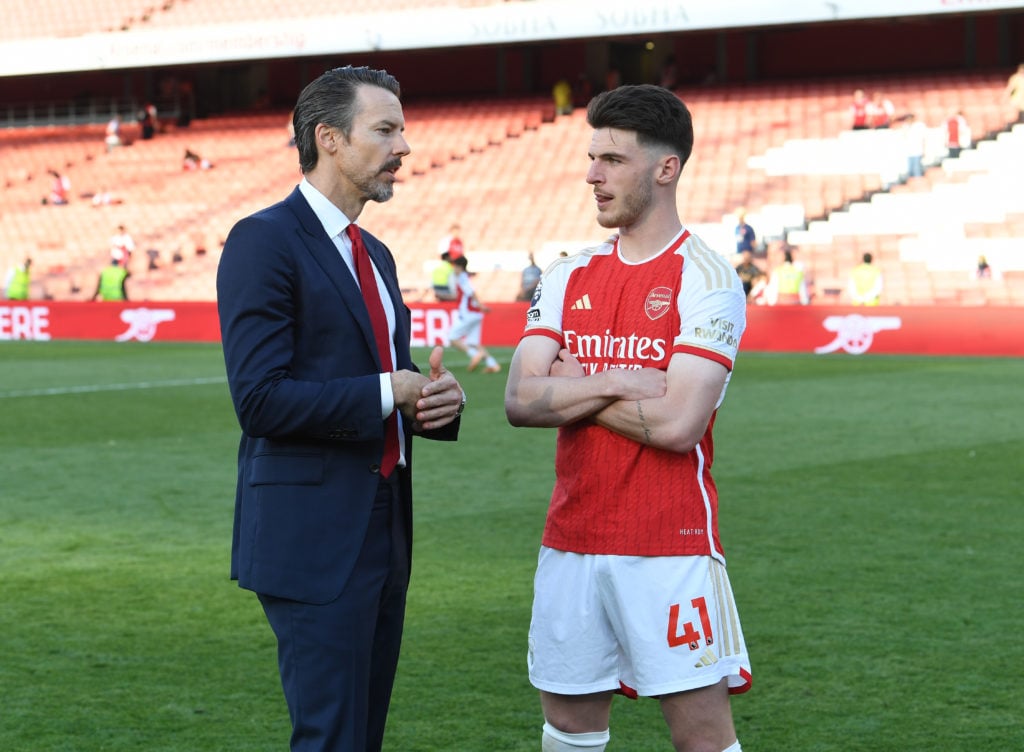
[92,258,129,301]
[975,255,1000,280]
[1005,63,1024,123]
[945,111,971,159]
[552,79,573,116]
[748,272,770,305]
[91,186,124,206]
[868,91,895,129]
[110,224,136,266]
[4,257,32,301]
[447,255,501,373]
[44,169,70,205]
[139,103,157,139]
[847,252,883,306]
[733,249,765,301]
[734,208,756,256]
[105,115,122,152]
[902,113,927,179]
[517,252,542,302]
[183,148,214,170]
[850,88,870,130]
[438,222,464,260]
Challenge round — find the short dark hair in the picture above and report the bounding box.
[293,65,401,174]
[586,84,694,168]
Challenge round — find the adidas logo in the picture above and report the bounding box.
[693,648,719,669]
[570,294,592,311]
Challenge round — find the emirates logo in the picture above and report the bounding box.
[644,287,673,320]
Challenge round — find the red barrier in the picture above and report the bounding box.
[0,302,221,343]
[2,301,1023,357]
[739,305,1024,356]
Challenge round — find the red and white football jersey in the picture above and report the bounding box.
[523,229,746,560]
[455,271,484,315]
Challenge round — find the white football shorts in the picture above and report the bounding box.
[527,547,752,698]
[447,311,484,345]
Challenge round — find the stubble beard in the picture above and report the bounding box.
[356,174,393,204]
[366,182,394,203]
[360,159,402,204]
[596,178,652,230]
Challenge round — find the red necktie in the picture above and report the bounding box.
[347,223,400,478]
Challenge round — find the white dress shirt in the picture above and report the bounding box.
[298,179,407,466]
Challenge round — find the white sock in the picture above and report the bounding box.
[722,741,742,752]
[542,722,609,751]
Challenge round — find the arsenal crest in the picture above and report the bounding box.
[644,287,673,320]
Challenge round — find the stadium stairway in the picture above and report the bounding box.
[787,121,1024,305]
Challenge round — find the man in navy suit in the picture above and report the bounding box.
[217,66,466,752]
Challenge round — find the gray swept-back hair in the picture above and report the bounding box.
[293,66,401,174]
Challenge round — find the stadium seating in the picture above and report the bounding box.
[2,71,1021,305]
[788,121,1024,305]
[0,0,156,40]
[0,0,514,41]
[137,0,507,29]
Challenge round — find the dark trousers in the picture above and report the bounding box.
[259,476,409,752]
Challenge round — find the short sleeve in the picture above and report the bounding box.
[674,239,747,370]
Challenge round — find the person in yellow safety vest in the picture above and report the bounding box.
[4,257,31,300]
[768,250,809,305]
[552,78,573,116]
[92,258,129,301]
[432,251,460,301]
[848,252,883,306]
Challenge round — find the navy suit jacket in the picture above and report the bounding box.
[217,186,458,604]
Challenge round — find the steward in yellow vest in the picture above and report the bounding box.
[432,254,457,301]
[5,258,31,300]
[848,253,883,306]
[94,260,129,301]
[771,250,808,305]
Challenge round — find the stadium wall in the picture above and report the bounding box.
[3,302,1023,357]
[3,9,1022,116]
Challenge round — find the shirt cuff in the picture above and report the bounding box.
[379,372,395,420]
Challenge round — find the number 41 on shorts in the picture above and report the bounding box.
[667,596,713,650]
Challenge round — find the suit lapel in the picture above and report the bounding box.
[284,187,410,370]
[285,188,382,367]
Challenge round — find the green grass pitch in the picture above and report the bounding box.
[1,341,1021,750]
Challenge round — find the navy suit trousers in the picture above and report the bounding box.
[259,474,409,752]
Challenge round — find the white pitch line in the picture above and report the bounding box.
[0,376,227,399]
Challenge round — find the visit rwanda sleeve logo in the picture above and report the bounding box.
[644,287,673,320]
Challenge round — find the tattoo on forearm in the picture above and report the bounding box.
[636,400,652,444]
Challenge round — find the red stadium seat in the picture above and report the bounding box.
[3,72,1021,305]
